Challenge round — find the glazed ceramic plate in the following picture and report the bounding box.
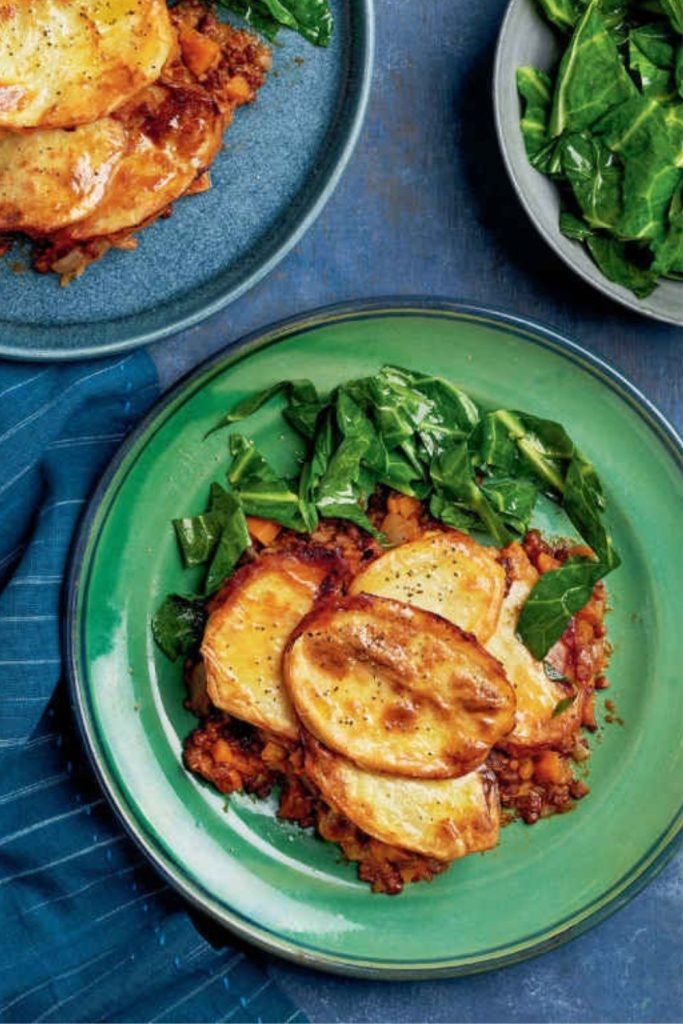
[494,0,683,326]
[67,300,683,977]
[0,2,372,361]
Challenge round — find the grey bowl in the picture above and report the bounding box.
[494,0,683,326]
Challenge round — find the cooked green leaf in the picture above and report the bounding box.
[217,0,333,45]
[522,0,683,298]
[204,489,252,594]
[595,94,680,241]
[380,450,429,497]
[552,693,578,716]
[430,444,512,545]
[535,0,581,30]
[156,364,621,664]
[652,181,683,271]
[586,234,659,295]
[550,2,636,136]
[560,209,596,239]
[152,594,207,661]
[479,410,569,494]
[172,482,251,595]
[228,434,305,530]
[564,450,620,569]
[208,379,318,437]
[661,0,683,32]
[666,101,683,163]
[316,432,381,537]
[559,132,623,231]
[517,557,606,658]
[480,476,539,533]
[518,66,555,165]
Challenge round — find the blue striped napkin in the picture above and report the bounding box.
[0,356,305,1024]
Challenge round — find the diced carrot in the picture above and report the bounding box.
[386,493,422,520]
[225,74,252,103]
[212,739,234,764]
[380,512,421,546]
[567,543,596,560]
[246,516,281,546]
[178,23,222,78]
[534,751,571,785]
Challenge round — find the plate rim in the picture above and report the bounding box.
[0,1,375,363]
[493,0,683,327]
[65,297,683,979]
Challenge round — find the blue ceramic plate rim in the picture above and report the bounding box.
[66,298,683,978]
[0,3,374,363]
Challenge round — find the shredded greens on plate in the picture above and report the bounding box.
[152,366,620,664]
[217,0,333,45]
[518,0,683,297]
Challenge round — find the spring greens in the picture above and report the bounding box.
[518,0,683,297]
[217,0,332,45]
[152,367,620,662]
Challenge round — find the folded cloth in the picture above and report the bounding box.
[0,356,305,1024]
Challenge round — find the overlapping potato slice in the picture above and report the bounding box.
[486,543,582,752]
[61,83,224,242]
[202,550,343,740]
[304,735,500,861]
[349,529,506,643]
[0,0,174,130]
[283,594,515,778]
[0,120,126,234]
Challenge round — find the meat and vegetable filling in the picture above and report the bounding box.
[153,367,617,895]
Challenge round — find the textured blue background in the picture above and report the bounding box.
[148,0,682,1020]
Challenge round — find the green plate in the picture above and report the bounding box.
[67,300,683,978]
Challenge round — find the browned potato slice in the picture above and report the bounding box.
[0,120,126,234]
[304,735,500,861]
[0,0,174,130]
[283,594,515,778]
[486,544,582,752]
[202,551,342,740]
[64,84,224,242]
[349,529,505,643]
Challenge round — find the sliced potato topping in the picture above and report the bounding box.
[349,529,505,643]
[283,593,516,778]
[0,120,126,234]
[0,0,174,130]
[202,550,342,740]
[304,734,500,861]
[486,543,583,753]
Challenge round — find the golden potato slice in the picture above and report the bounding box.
[349,529,505,643]
[304,735,500,861]
[283,594,515,778]
[0,120,126,235]
[486,544,582,752]
[0,0,174,130]
[202,551,343,740]
[64,83,224,242]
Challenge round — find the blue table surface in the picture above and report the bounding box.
[149,1,682,1020]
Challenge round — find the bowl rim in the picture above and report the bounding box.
[65,296,683,979]
[493,0,683,327]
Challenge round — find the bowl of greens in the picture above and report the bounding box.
[494,0,683,324]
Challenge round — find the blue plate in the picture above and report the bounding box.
[1,1,373,361]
